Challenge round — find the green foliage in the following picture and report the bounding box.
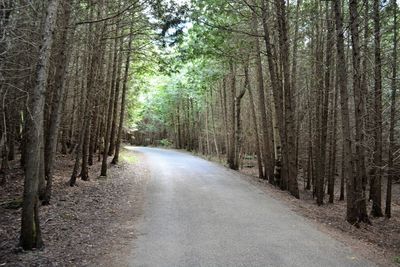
[125,0,252,142]
[120,150,138,164]
[159,139,173,147]
[150,0,190,47]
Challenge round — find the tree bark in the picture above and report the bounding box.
[250,12,269,180]
[349,0,370,222]
[386,0,398,218]
[227,63,237,170]
[275,0,299,198]
[43,0,73,204]
[101,24,119,176]
[371,0,384,217]
[20,0,59,250]
[108,34,123,156]
[248,68,264,179]
[335,0,359,224]
[234,64,248,170]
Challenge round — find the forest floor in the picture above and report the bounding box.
[2,147,399,266]
[195,152,400,266]
[0,148,149,267]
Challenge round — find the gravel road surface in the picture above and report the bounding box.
[129,147,375,267]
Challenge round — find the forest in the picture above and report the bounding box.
[0,0,399,265]
[134,0,399,224]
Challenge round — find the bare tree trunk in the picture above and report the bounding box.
[349,0,370,222]
[251,12,269,180]
[112,26,134,164]
[70,12,97,185]
[261,1,286,188]
[227,63,237,169]
[20,0,59,250]
[223,79,229,155]
[360,0,370,212]
[292,0,301,170]
[0,105,9,185]
[371,0,384,217]
[313,1,324,205]
[88,101,99,166]
[43,0,73,204]
[101,25,119,176]
[205,93,210,155]
[335,0,359,224]
[234,63,248,170]
[386,0,398,218]
[108,35,123,156]
[210,88,220,160]
[218,79,229,155]
[6,105,15,161]
[177,104,182,148]
[248,70,263,178]
[275,0,299,198]
[80,108,91,181]
[328,81,338,203]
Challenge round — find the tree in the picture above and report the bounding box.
[335,0,359,225]
[349,0,369,222]
[43,0,73,204]
[112,25,134,164]
[385,0,398,218]
[371,0,384,217]
[20,0,60,249]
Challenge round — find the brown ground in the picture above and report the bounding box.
[2,148,399,266]
[0,148,149,267]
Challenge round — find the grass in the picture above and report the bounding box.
[120,150,138,164]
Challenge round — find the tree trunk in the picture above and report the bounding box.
[251,12,270,180]
[360,0,370,210]
[112,26,134,164]
[227,63,237,170]
[335,0,359,224]
[210,89,220,160]
[0,107,9,185]
[292,0,301,170]
[234,64,248,170]
[328,81,338,203]
[349,0,370,222]
[275,0,299,198]
[88,101,99,166]
[386,0,398,218]
[248,70,263,179]
[20,0,59,250]
[205,94,210,155]
[108,35,123,156]
[313,1,324,205]
[43,0,73,204]
[371,0,384,217]
[261,0,286,189]
[101,25,119,176]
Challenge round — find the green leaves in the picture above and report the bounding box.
[127,0,251,137]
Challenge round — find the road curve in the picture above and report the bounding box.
[128,147,375,267]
